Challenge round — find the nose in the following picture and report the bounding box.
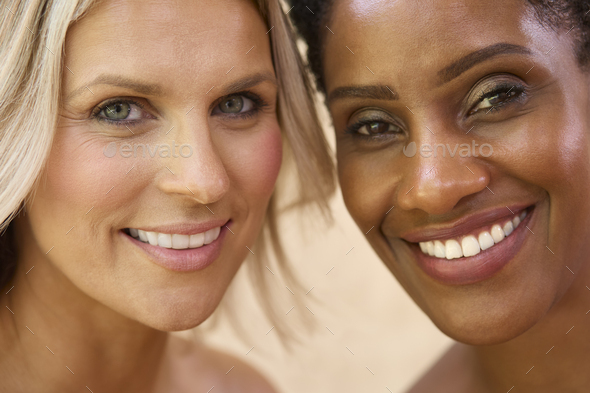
[396,140,490,215]
[157,121,230,205]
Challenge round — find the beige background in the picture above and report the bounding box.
[190,97,453,392]
[196,188,452,392]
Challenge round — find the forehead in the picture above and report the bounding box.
[324,0,554,91]
[64,0,271,96]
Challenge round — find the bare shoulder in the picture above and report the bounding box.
[406,343,485,393]
[163,334,277,393]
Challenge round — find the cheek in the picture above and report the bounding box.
[226,122,283,200]
[28,127,150,256]
[338,149,397,227]
[33,131,126,226]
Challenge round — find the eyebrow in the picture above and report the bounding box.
[66,75,163,101]
[438,43,533,85]
[222,72,277,95]
[65,71,277,101]
[327,84,397,104]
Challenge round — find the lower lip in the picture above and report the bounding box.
[122,225,229,272]
[409,209,534,286]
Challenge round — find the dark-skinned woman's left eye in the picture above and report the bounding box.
[472,90,519,114]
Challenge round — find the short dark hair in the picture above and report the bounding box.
[288,0,590,93]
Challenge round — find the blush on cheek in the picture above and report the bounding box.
[237,125,283,197]
[41,137,146,220]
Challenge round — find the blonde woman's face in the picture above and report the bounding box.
[21,0,281,330]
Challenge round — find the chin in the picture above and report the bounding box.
[120,289,223,332]
[429,300,548,346]
[138,305,217,332]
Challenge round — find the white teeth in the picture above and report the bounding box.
[417,210,530,259]
[478,231,495,251]
[503,221,514,236]
[461,235,481,257]
[138,229,148,242]
[171,234,189,249]
[128,226,222,249]
[147,231,158,246]
[157,233,172,248]
[426,241,435,256]
[491,224,505,243]
[419,242,428,254]
[204,227,220,245]
[513,216,521,228]
[433,240,446,258]
[189,233,205,248]
[445,239,463,259]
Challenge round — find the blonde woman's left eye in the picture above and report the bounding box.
[215,95,255,114]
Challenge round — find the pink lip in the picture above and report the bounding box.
[121,223,230,272]
[401,205,530,243]
[406,207,534,286]
[130,219,230,236]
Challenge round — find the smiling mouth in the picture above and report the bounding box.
[418,210,527,259]
[404,206,535,285]
[124,227,221,250]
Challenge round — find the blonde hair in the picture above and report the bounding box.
[0,0,334,339]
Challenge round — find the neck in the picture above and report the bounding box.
[472,266,590,393]
[0,224,169,393]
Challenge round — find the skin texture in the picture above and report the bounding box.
[324,0,590,391]
[0,0,280,391]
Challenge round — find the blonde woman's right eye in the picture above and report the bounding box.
[94,99,147,124]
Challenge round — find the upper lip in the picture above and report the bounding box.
[400,205,532,243]
[126,218,230,236]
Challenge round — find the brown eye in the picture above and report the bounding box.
[472,90,518,114]
[357,121,395,135]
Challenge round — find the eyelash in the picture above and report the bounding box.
[91,91,269,127]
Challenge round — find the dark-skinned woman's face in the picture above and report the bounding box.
[324,0,590,345]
